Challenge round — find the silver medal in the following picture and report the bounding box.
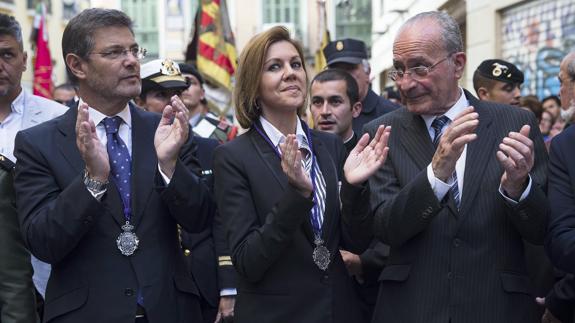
[312,238,331,271]
[117,222,139,256]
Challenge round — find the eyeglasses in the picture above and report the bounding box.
[388,56,451,81]
[89,46,147,60]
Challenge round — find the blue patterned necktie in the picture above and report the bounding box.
[103,116,132,219]
[102,117,145,305]
[431,116,461,209]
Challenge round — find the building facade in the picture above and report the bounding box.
[371,0,574,99]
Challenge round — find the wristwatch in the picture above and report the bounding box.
[83,169,108,194]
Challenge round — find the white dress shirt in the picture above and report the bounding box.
[424,88,531,204]
[0,91,26,161]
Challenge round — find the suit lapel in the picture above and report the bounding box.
[56,104,126,226]
[129,106,156,228]
[399,113,435,170]
[459,94,495,216]
[56,107,84,174]
[249,126,287,190]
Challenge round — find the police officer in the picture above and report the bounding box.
[136,58,236,323]
[323,38,399,134]
[472,58,524,106]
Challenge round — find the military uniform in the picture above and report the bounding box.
[0,154,38,323]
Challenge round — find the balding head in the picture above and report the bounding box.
[392,11,466,115]
[559,52,575,107]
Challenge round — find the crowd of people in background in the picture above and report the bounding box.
[2,6,575,323]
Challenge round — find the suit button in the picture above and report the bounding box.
[453,238,461,247]
[84,216,93,225]
[184,249,191,257]
[447,272,453,280]
[519,210,528,220]
[124,288,134,296]
[321,274,329,284]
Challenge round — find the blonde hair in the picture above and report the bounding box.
[234,26,308,129]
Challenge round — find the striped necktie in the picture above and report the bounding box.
[431,116,461,209]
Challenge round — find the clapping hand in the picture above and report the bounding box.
[154,95,190,179]
[496,125,534,200]
[279,134,313,197]
[76,103,109,181]
[432,107,478,182]
[344,125,391,185]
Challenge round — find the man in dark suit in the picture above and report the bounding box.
[323,38,399,134]
[309,68,388,322]
[365,11,548,323]
[544,51,575,323]
[135,58,235,323]
[13,8,213,323]
[0,154,38,323]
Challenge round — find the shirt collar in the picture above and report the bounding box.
[10,88,25,114]
[78,98,132,129]
[421,87,469,129]
[259,115,308,151]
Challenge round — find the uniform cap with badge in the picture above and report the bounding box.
[323,38,368,66]
[140,58,189,96]
[475,59,524,85]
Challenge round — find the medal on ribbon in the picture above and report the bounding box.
[117,221,139,256]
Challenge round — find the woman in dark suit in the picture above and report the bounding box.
[213,26,390,323]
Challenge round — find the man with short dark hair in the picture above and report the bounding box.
[310,68,388,322]
[473,59,524,106]
[366,11,548,323]
[310,69,361,154]
[14,8,214,323]
[323,38,398,134]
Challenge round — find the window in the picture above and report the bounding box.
[335,0,372,51]
[122,0,159,59]
[262,0,301,37]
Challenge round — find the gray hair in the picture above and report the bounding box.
[399,11,463,54]
[567,52,575,81]
[62,8,134,84]
[0,13,23,49]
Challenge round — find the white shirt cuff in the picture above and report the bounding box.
[87,187,107,201]
[427,164,455,201]
[158,164,171,185]
[498,175,532,204]
[220,288,237,297]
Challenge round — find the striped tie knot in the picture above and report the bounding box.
[431,115,450,147]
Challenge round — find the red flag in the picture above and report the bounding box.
[32,3,53,99]
[196,0,237,92]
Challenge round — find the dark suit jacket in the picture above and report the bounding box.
[546,274,575,323]
[213,126,372,323]
[0,156,38,323]
[352,89,399,135]
[547,124,575,273]
[546,124,575,322]
[180,136,237,323]
[14,105,214,323]
[364,90,549,323]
